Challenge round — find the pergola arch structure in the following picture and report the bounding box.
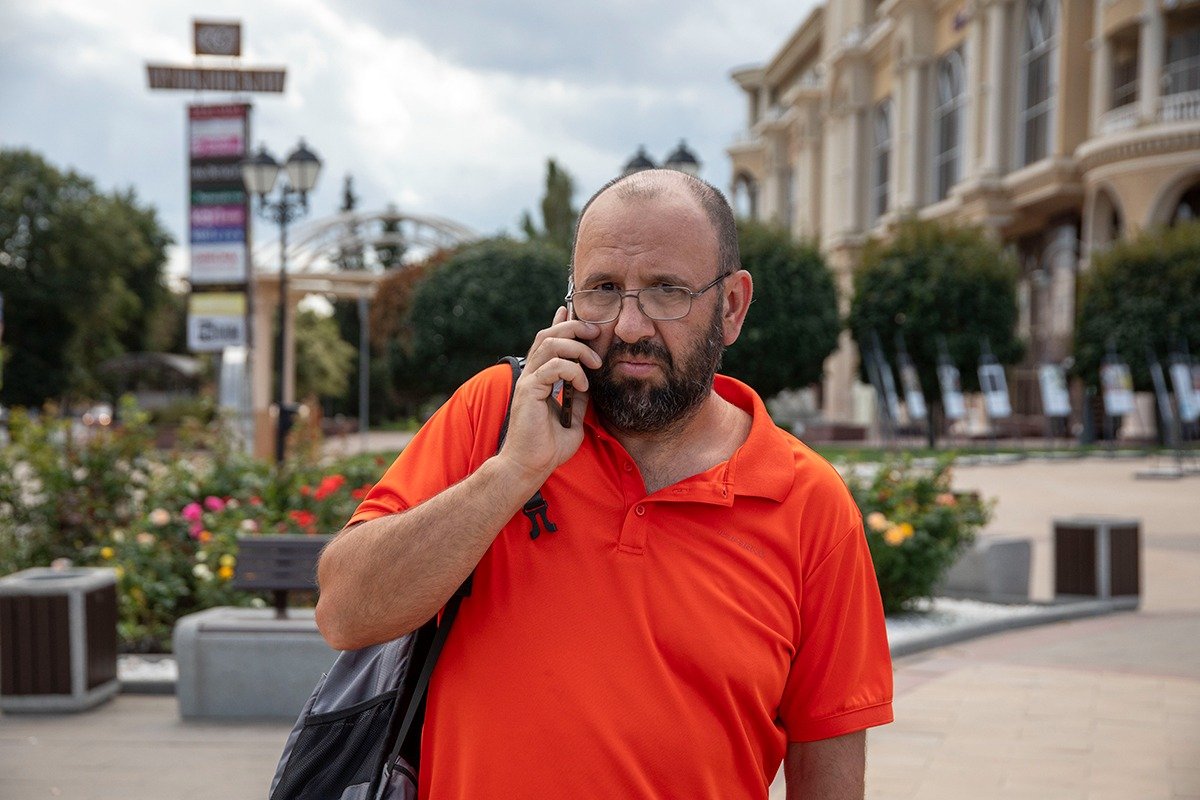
[247,206,477,458]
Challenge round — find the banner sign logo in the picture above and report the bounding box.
[188,293,247,351]
[188,103,249,285]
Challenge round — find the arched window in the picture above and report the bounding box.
[732,172,758,220]
[934,49,965,202]
[871,98,892,222]
[1172,181,1200,225]
[1020,0,1058,165]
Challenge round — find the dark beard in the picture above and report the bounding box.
[586,305,725,434]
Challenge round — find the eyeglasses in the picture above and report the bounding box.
[566,273,730,324]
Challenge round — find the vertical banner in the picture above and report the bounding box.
[937,363,966,420]
[978,360,1012,418]
[189,103,250,286]
[1100,361,1136,417]
[899,360,927,421]
[1038,363,1072,418]
[1169,357,1200,424]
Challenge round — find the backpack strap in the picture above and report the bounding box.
[387,355,556,776]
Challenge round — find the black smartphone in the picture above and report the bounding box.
[559,275,575,427]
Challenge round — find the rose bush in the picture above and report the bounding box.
[844,456,992,613]
[0,400,388,651]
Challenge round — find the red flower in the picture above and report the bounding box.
[288,510,317,530]
[314,474,347,501]
[351,483,374,501]
[249,496,263,507]
[300,485,312,497]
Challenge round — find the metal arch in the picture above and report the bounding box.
[252,207,478,275]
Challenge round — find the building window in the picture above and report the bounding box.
[1165,27,1200,96]
[933,49,966,202]
[870,98,892,222]
[1020,0,1058,166]
[1111,40,1139,109]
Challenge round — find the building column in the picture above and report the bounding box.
[964,9,987,180]
[981,0,1011,176]
[844,104,867,233]
[1090,7,1113,133]
[1139,0,1165,123]
[896,57,927,208]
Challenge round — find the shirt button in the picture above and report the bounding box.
[635,505,646,516]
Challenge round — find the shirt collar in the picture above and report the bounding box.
[582,374,795,504]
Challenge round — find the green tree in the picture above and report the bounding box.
[1075,221,1200,389]
[408,238,565,397]
[723,220,840,395]
[0,149,173,405]
[521,159,577,255]
[846,218,1023,408]
[294,308,357,400]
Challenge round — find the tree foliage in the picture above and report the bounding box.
[1075,222,1200,389]
[0,148,173,405]
[294,308,357,401]
[846,218,1023,397]
[521,159,577,255]
[722,221,840,395]
[408,238,566,397]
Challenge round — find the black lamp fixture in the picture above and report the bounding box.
[240,138,323,463]
[621,140,701,178]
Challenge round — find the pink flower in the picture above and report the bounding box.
[189,521,203,539]
[203,495,226,512]
[181,502,203,522]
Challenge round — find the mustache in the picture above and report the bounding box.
[599,339,675,370]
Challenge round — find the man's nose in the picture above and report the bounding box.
[612,292,656,343]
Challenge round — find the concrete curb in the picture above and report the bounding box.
[118,597,1140,695]
[888,596,1140,659]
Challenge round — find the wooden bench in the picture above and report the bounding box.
[232,534,332,619]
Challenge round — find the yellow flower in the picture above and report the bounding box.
[866,511,890,532]
[100,546,115,560]
[219,554,236,568]
[218,565,235,581]
[113,566,125,580]
[884,523,914,546]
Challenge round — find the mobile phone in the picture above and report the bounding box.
[559,275,575,428]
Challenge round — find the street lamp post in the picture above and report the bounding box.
[241,139,322,462]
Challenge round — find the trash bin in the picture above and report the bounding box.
[1053,517,1141,600]
[0,567,119,712]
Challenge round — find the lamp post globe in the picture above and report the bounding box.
[241,138,322,462]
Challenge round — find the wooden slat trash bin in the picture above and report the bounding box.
[0,567,119,712]
[1053,517,1141,600]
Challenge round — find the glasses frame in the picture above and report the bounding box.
[566,272,731,324]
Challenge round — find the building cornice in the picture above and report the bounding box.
[1075,121,1200,174]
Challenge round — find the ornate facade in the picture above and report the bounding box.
[729,0,1200,424]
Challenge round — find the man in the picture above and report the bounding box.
[316,169,893,799]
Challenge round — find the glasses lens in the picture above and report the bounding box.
[571,289,619,323]
[640,286,692,320]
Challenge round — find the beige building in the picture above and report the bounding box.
[728,0,1200,425]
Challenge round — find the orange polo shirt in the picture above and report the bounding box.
[350,364,893,799]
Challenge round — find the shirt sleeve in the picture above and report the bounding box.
[346,364,513,526]
[779,516,894,742]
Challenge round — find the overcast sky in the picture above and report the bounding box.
[0,0,817,277]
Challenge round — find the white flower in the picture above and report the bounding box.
[72,467,87,481]
[195,550,208,562]
[239,519,259,533]
[193,564,213,581]
[149,508,171,526]
[111,530,126,543]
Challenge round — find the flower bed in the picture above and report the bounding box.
[0,401,387,651]
[844,457,992,614]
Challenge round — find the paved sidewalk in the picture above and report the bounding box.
[1,455,1196,799]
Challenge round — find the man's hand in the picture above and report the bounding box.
[495,306,601,492]
[784,731,866,800]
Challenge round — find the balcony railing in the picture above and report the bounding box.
[1099,104,1139,135]
[1161,89,1200,122]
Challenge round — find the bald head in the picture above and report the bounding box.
[571,169,740,279]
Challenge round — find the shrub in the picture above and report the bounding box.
[844,457,991,613]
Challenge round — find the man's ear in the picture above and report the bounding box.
[720,269,753,346]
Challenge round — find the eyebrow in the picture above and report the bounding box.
[578,270,691,288]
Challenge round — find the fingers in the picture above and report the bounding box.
[527,308,602,372]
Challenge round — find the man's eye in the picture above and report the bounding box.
[596,283,620,292]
